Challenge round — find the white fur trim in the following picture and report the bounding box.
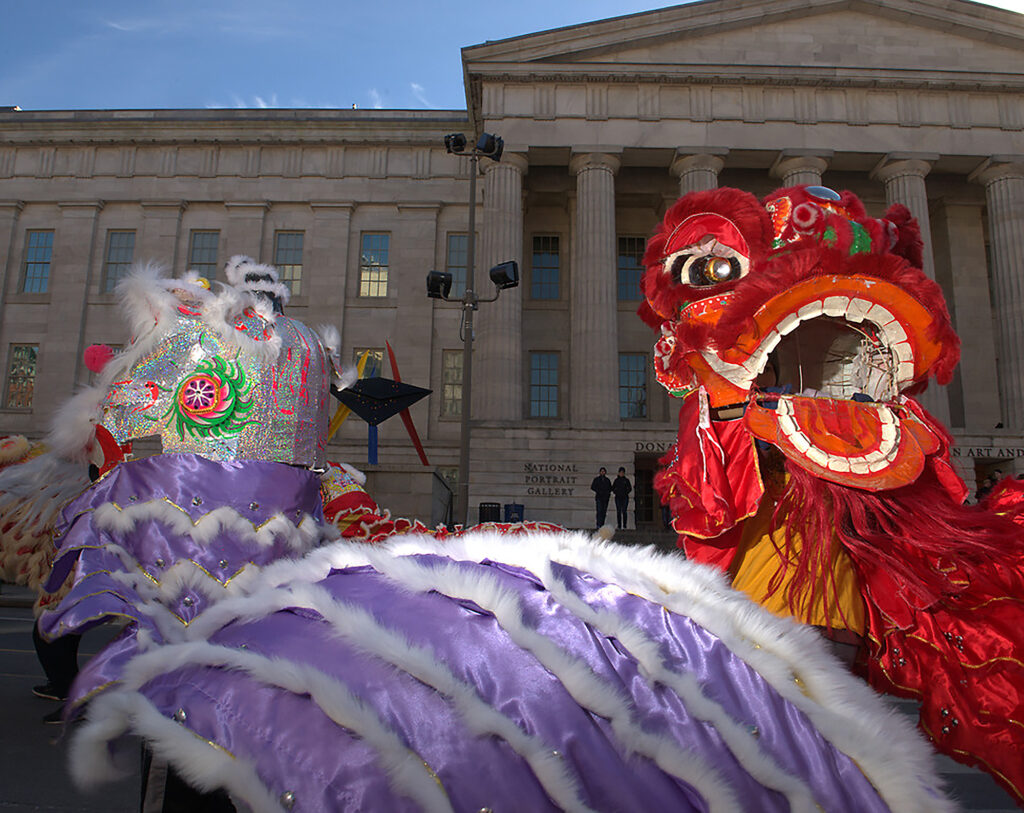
[92,500,325,554]
[223,254,291,306]
[242,532,951,813]
[109,640,454,812]
[359,548,740,812]
[184,581,595,812]
[536,559,818,811]
[71,690,283,813]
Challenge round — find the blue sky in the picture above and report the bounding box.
[3,0,1022,112]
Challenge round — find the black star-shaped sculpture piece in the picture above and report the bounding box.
[331,377,431,426]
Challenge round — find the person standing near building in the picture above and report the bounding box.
[612,467,632,530]
[590,467,611,529]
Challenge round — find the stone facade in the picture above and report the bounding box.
[1,0,1023,527]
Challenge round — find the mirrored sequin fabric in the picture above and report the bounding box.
[100,295,331,468]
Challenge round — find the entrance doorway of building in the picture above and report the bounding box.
[633,453,664,530]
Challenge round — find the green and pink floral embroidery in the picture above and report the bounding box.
[164,355,256,439]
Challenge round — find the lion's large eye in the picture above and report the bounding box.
[663,242,749,288]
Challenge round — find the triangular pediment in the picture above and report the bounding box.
[463,0,1024,79]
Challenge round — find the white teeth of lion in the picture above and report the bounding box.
[789,431,812,453]
[865,303,896,327]
[892,341,913,364]
[777,313,801,336]
[760,329,781,356]
[845,298,873,323]
[880,421,897,443]
[827,457,852,473]
[798,302,824,321]
[897,361,915,382]
[882,321,908,344]
[823,296,850,317]
[805,446,830,467]
[849,458,871,474]
[745,348,767,375]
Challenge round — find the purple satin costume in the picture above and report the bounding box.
[37,455,950,813]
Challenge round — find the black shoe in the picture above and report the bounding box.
[42,706,65,725]
[33,683,67,701]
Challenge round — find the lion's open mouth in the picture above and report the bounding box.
[757,314,898,403]
[693,277,945,490]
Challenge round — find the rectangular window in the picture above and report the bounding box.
[4,344,38,409]
[188,230,220,280]
[359,233,390,297]
[619,353,648,419]
[441,350,463,418]
[101,230,135,293]
[354,347,384,378]
[21,230,53,294]
[617,236,645,301]
[529,352,559,418]
[531,235,560,300]
[274,231,304,296]
[446,233,468,298]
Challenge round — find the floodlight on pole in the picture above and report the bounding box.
[426,132,517,527]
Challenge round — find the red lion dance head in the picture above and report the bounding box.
[640,185,965,541]
[641,186,1024,805]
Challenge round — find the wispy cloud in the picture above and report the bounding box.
[205,93,341,110]
[103,17,180,34]
[368,88,384,109]
[410,82,432,107]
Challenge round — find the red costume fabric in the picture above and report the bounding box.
[641,183,1024,804]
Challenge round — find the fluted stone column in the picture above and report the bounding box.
[474,153,527,422]
[974,160,1024,430]
[670,152,724,196]
[569,152,620,424]
[873,155,949,425]
[771,152,830,187]
[873,157,939,281]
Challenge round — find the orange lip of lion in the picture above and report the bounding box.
[641,185,961,491]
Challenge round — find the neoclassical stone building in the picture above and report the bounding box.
[1,0,1023,528]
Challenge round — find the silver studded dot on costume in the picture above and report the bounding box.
[182,596,194,607]
[173,708,187,723]
[280,790,296,809]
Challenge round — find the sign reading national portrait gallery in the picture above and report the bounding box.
[523,462,579,496]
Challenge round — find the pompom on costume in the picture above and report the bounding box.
[640,183,1024,804]
[7,255,958,811]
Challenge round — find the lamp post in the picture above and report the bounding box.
[427,132,517,526]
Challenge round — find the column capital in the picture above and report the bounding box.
[57,200,105,215]
[969,156,1024,187]
[770,151,832,182]
[870,154,937,183]
[225,201,271,213]
[569,152,621,176]
[140,200,188,215]
[0,200,24,214]
[484,152,528,175]
[670,153,725,178]
[310,201,355,214]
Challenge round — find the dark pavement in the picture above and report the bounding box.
[0,584,139,812]
[0,580,1018,812]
